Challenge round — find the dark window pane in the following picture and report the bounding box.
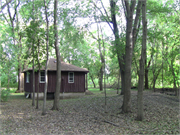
[40,71,45,82]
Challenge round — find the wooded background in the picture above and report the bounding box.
[1,0,180,113]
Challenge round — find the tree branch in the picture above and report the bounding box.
[100,0,111,23]
[1,12,11,26]
[124,0,130,17]
[0,0,12,13]
[92,1,114,33]
[121,0,127,18]
[87,28,98,41]
[13,1,20,21]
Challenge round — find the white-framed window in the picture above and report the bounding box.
[26,72,30,83]
[40,71,45,83]
[68,72,74,83]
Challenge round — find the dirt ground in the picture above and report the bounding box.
[0,90,179,134]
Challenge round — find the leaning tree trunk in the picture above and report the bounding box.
[145,53,153,89]
[110,0,125,95]
[42,0,49,115]
[51,0,61,110]
[137,0,146,121]
[90,75,96,88]
[152,68,161,92]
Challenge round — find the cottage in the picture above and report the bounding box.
[22,58,89,99]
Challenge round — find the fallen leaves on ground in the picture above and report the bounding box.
[0,90,179,134]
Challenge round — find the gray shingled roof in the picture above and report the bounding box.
[23,58,89,73]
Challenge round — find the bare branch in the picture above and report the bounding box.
[121,0,127,18]
[0,0,12,13]
[1,12,11,26]
[6,0,12,25]
[100,0,111,22]
[92,1,114,33]
[13,1,20,21]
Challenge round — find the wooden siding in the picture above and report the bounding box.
[24,71,33,93]
[61,72,85,93]
[24,71,86,93]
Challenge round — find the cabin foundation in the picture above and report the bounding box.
[25,92,85,99]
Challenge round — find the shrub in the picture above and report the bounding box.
[1,89,10,102]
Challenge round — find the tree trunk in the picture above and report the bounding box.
[32,51,35,106]
[99,67,103,91]
[110,0,125,95]
[90,75,96,88]
[120,66,125,95]
[96,21,104,91]
[51,0,61,110]
[6,0,18,91]
[16,11,23,92]
[32,0,35,107]
[122,0,142,113]
[117,69,120,94]
[161,42,164,89]
[42,0,49,115]
[145,52,148,89]
[137,0,146,121]
[7,73,10,90]
[171,59,177,95]
[122,1,136,113]
[36,70,40,109]
[36,39,40,109]
[152,68,161,92]
[6,0,21,92]
[18,67,21,90]
[145,53,153,89]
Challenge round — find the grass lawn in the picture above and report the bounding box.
[88,88,121,94]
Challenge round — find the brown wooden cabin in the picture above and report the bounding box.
[22,58,89,99]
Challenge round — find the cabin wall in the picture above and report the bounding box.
[24,71,86,93]
[34,71,57,93]
[61,72,86,93]
[24,71,33,93]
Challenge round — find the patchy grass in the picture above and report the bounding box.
[88,88,120,95]
[1,88,17,93]
[0,90,179,134]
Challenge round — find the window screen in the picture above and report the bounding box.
[40,71,45,83]
[26,72,29,83]
[68,72,74,83]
